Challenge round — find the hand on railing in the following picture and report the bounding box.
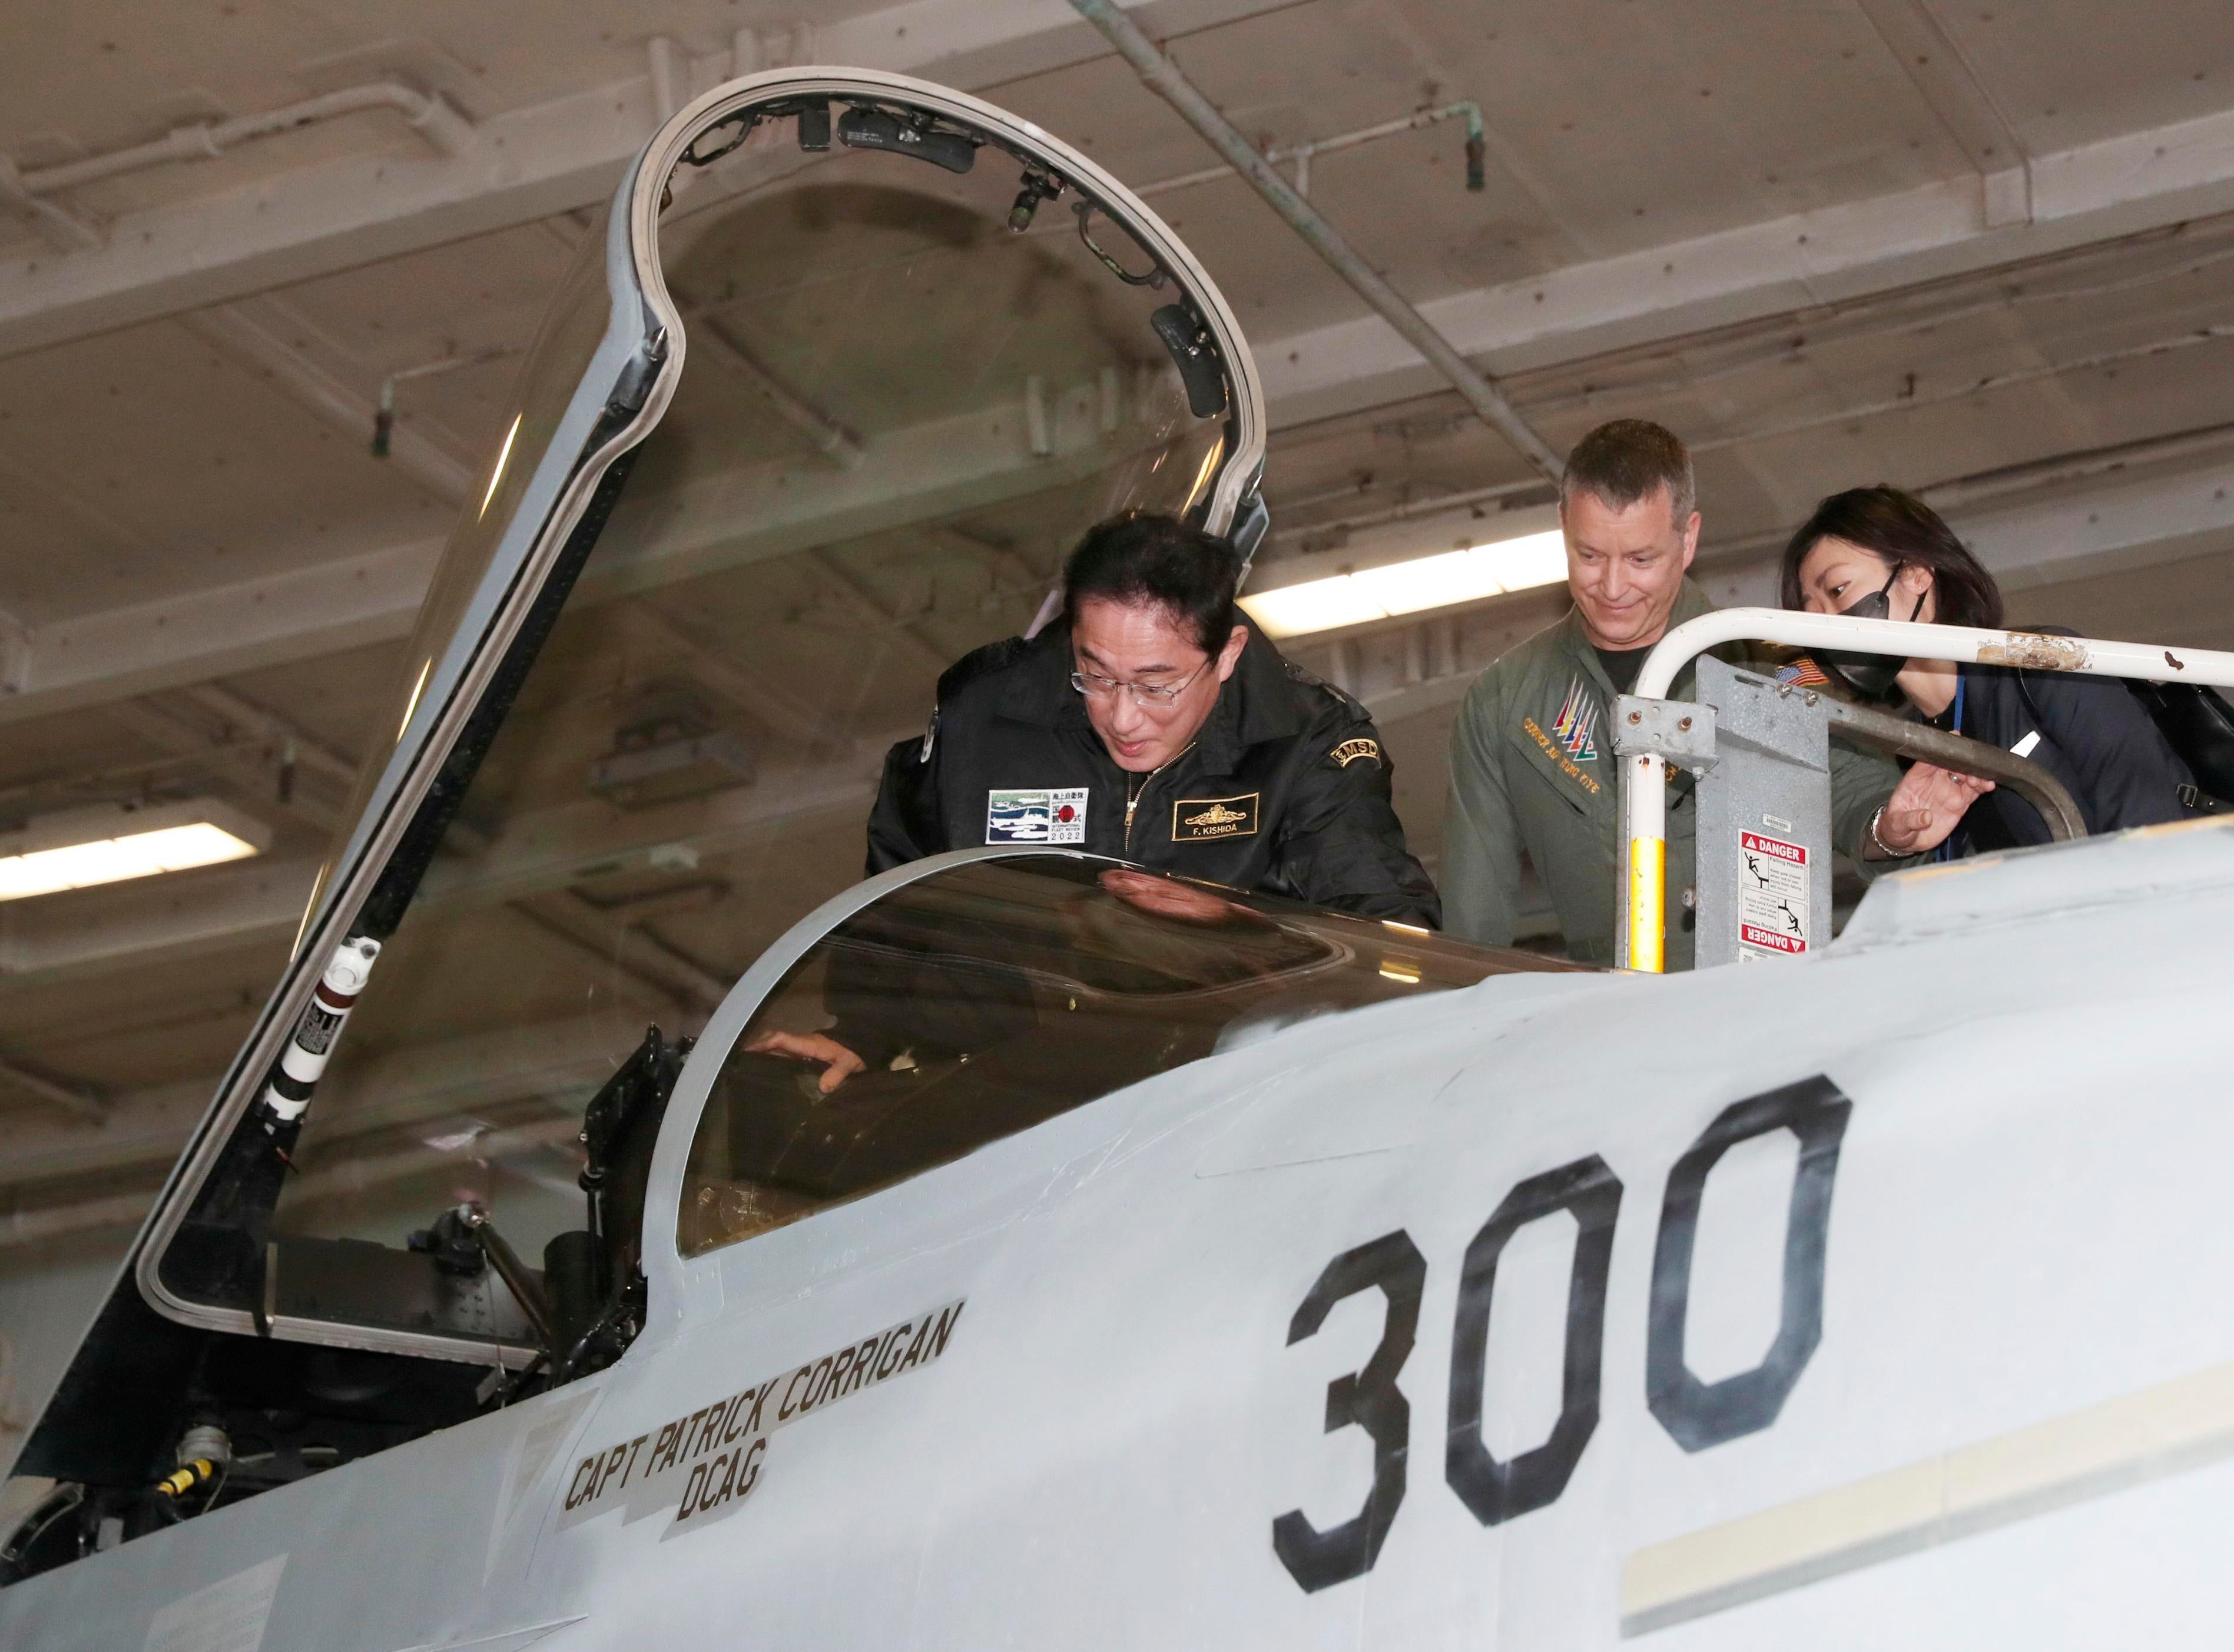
[1865,762,1995,859]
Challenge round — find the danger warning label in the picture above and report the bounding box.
[1738,830,1809,958]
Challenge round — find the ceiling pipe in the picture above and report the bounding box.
[1066,0,1564,483]
[1132,101,1487,202]
[15,82,475,199]
[182,305,476,505]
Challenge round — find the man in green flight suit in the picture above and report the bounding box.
[1441,419,1981,968]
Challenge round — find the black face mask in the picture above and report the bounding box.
[1819,566,1924,696]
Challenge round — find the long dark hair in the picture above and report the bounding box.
[1778,486,2004,629]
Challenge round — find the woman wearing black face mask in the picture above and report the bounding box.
[1780,485,2197,854]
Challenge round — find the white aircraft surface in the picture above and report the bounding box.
[8,67,2234,1652]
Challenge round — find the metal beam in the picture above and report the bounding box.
[1260,101,2234,428]
[1855,0,2031,226]
[183,300,475,506]
[0,536,443,728]
[0,383,1135,725]
[107,697,339,832]
[0,1058,107,1126]
[0,0,1297,359]
[1068,0,1563,480]
[0,1006,657,1199]
[506,893,729,1018]
[182,683,362,791]
[617,602,833,748]
[0,853,313,991]
[0,727,901,991]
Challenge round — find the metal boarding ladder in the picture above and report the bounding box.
[1609,609,2234,972]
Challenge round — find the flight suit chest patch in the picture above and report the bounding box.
[1550,675,1600,761]
[1172,792,1259,841]
[1520,715,1603,798]
[985,787,1088,844]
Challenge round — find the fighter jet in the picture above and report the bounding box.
[8,66,2234,1652]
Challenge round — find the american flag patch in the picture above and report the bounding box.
[1775,656,1831,687]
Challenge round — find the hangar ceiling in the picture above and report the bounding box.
[2,0,2233,1260]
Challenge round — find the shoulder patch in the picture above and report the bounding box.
[1329,736,1383,769]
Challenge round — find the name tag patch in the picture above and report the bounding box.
[1173,793,1259,841]
[987,787,1087,844]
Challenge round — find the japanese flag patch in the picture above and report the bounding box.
[986,788,1088,845]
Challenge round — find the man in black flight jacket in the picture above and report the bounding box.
[740,513,1440,1096]
[871,512,1438,921]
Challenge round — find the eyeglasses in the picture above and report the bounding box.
[1069,658,1213,710]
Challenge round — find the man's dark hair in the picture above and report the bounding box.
[1561,419,1696,524]
[1061,512,1241,658]
[1778,485,2004,629]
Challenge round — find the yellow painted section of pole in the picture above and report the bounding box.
[1628,836,1666,974]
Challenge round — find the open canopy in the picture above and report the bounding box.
[19,68,1270,1490]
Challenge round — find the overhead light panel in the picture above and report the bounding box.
[0,800,271,903]
[1241,528,1568,639]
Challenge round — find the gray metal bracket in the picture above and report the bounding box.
[1612,695,1718,770]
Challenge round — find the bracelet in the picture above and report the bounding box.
[1867,804,1894,857]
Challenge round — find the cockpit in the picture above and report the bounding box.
[680,851,1544,1261]
[2,70,1561,1580]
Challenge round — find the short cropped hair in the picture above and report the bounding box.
[1061,513,1242,658]
[1561,419,1696,525]
[1778,486,2004,630]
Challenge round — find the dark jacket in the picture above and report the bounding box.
[1934,656,2197,852]
[867,621,1440,926]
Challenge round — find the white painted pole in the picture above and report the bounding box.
[1620,609,2234,973]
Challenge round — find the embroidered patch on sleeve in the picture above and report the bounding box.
[986,788,1088,844]
[1329,737,1383,768]
[1552,675,1600,761]
[1172,793,1260,841]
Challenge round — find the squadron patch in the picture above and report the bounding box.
[560,1299,965,1538]
[1329,737,1383,769]
[1522,716,1603,797]
[1552,675,1600,761]
[1172,793,1260,841]
[986,787,1088,845]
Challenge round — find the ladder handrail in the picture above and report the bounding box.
[1620,609,2234,972]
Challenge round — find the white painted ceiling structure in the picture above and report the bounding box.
[2,0,2233,1246]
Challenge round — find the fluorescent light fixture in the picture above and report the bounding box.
[0,800,271,903]
[1241,527,1569,639]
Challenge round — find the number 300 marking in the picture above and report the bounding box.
[1272,1075,1853,1593]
